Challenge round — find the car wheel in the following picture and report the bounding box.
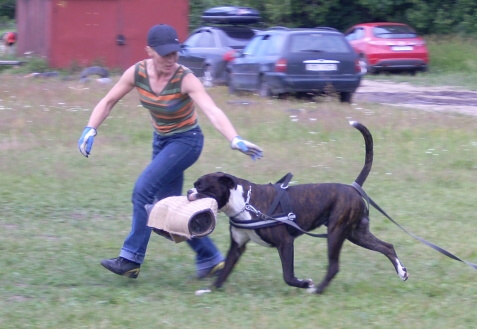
[339,91,352,103]
[228,74,236,95]
[258,77,271,98]
[224,69,231,86]
[201,65,214,88]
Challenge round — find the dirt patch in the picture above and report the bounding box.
[354,79,477,117]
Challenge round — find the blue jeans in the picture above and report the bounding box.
[119,126,223,272]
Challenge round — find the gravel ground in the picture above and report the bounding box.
[354,79,477,117]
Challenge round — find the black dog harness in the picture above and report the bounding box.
[229,173,328,238]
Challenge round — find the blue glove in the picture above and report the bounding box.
[230,136,263,161]
[78,127,97,158]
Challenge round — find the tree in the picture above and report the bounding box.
[187,0,477,35]
[0,0,15,19]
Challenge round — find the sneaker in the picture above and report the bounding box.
[100,257,141,279]
[196,261,225,279]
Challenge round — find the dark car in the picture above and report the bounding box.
[344,22,429,74]
[228,27,363,102]
[178,6,260,87]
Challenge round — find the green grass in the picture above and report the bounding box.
[427,35,477,74]
[0,73,476,329]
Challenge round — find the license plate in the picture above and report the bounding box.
[306,63,337,71]
[391,46,413,51]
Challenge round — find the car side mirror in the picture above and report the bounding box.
[180,44,189,53]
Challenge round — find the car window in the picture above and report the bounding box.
[242,34,265,56]
[263,34,285,55]
[356,28,365,39]
[183,32,202,47]
[251,35,272,56]
[345,28,363,41]
[290,33,350,53]
[373,25,418,38]
[344,28,355,41]
[247,34,282,56]
[195,31,216,47]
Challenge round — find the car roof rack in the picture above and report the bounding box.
[201,6,261,25]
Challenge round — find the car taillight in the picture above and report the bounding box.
[355,58,363,73]
[275,58,287,72]
[223,50,237,62]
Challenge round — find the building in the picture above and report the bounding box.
[16,0,189,69]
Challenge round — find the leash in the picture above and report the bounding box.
[351,182,477,271]
[238,202,328,238]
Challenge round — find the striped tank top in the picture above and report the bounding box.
[134,61,198,135]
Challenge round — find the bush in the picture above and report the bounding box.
[426,35,477,73]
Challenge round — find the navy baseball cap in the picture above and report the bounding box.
[147,24,180,56]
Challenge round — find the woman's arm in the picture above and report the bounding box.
[181,73,263,160]
[181,73,238,142]
[78,65,136,157]
[86,65,136,129]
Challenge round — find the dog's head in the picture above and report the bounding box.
[187,172,239,209]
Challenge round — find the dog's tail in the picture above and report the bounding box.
[349,121,373,187]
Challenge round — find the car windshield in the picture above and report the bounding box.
[372,25,418,38]
[289,33,350,53]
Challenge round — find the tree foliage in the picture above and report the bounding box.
[0,0,14,19]
[4,0,477,35]
[189,0,477,35]
[4,1,476,35]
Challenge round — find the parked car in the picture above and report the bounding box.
[178,6,260,86]
[344,22,429,74]
[227,27,363,102]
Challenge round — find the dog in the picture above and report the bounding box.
[187,121,408,294]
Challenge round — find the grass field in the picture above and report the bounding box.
[0,72,476,329]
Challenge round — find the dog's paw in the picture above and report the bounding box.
[195,288,211,296]
[400,268,409,281]
[303,278,315,289]
[306,287,317,294]
[396,260,409,281]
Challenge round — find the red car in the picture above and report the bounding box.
[344,22,429,74]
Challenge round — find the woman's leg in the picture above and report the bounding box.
[120,129,203,263]
[119,128,223,274]
[187,237,224,277]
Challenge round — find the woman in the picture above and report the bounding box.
[78,24,263,279]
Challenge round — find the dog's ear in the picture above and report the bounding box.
[218,174,236,190]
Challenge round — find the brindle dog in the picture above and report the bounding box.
[188,121,408,294]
